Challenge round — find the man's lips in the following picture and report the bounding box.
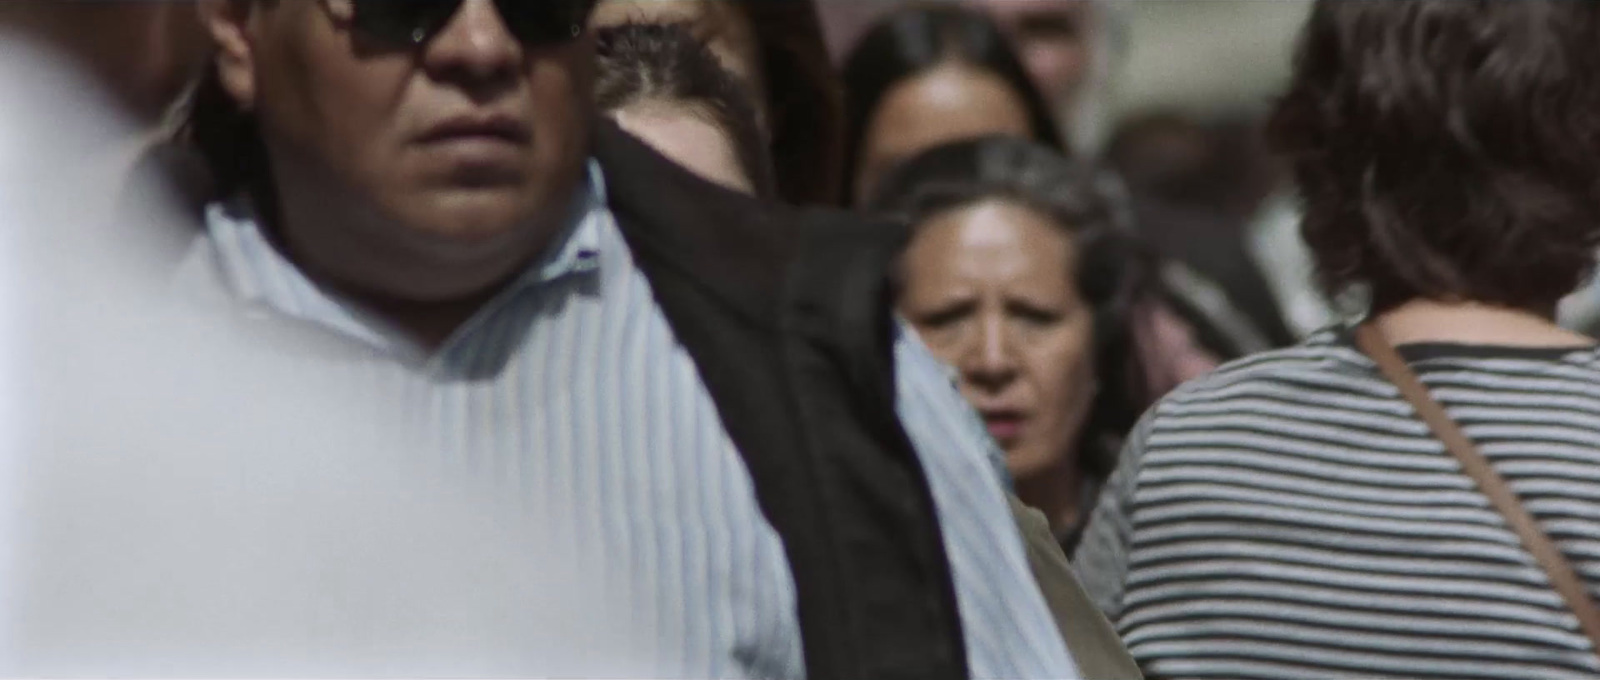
[415,115,531,146]
[413,115,531,182]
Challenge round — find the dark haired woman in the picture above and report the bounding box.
[872,136,1143,554]
[1076,2,1600,678]
[841,4,1064,205]
[871,135,1145,679]
[591,0,842,205]
[842,5,1244,414]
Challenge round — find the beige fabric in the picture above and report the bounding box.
[1008,495,1143,680]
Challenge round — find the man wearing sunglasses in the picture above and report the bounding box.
[2,3,614,677]
[181,1,1081,677]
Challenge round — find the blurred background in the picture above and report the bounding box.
[822,0,1311,122]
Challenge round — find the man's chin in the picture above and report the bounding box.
[325,191,564,300]
[396,191,543,242]
[344,254,529,304]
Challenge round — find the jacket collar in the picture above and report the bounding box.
[592,118,798,330]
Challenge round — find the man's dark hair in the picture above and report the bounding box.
[868,136,1148,480]
[841,4,1067,205]
[596,22,776,199]
[1269,0,1600,314]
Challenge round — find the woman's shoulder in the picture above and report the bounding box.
[1146,324,1600,430]
[1156,327,1374,404]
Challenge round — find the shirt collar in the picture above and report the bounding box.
[522,160,605,286]
[186,159,608,361]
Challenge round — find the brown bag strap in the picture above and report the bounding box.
[1353,323,1600,655]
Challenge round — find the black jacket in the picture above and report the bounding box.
[594,120,969,680]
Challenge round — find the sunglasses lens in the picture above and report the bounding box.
[351,0,462,45]
[495,0,593,45]
[350,0,592,47]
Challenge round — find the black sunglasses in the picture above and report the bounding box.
[332,0,595,48]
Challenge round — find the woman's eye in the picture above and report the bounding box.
[1011,304,1064,327]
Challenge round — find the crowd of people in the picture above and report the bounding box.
[4,1,1600,679]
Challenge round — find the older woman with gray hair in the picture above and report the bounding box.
[871,136,1148,554]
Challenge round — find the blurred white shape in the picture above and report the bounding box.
[0,30,645,679]
[1113,0,1313,118]
[1248,190,1338,337]
[1559,273,1600,336]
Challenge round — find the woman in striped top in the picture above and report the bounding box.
[1073,2,1600,678]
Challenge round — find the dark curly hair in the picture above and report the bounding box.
[595,22,776,198]
[1269,0,1600,315]
[868,136,1148,480]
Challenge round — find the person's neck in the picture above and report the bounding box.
[1013,455,1086,538]
[1372,299,1595,348]
[271,205,572,353]
[267,152,591,352]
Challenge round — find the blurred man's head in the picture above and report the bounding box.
[0,1,210,124]
[196,0,598,303]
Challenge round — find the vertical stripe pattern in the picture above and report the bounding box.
[173,165,1077,679]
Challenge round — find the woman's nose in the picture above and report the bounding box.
[963,314,1020,389]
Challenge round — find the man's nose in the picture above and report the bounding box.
[422,0,523,95]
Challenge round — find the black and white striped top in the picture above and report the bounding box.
[1074,328,1600,680]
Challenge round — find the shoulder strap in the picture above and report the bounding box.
[1353,323,1600,657]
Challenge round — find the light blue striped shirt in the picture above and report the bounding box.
[172,163,1077,679]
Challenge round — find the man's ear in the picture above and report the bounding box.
[197,0,258,111]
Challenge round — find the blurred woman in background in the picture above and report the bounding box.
[844,4,1224,414]
[590,0,843,205]
[841,4,1064,204]
[871,137,1144,551]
